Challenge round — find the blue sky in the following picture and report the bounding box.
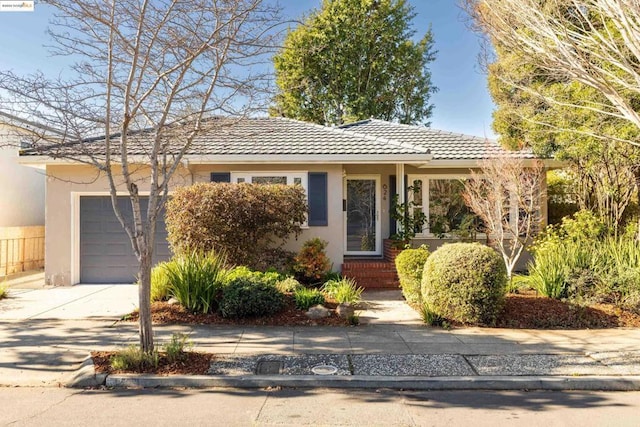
[0,0,495,138]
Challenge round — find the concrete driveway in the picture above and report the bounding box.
[0,275,140,386]
[1,273,138,321]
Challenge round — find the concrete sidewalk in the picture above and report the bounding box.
[1,283,640,389]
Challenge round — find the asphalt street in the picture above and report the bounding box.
[1,387,639,426]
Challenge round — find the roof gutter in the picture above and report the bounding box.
[18,153,434,167]
[418,158,565,169]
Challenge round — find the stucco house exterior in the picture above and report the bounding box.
[18,117,550,287]
[0,111,54,227]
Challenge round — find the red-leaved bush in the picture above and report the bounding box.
[165,182,307,270]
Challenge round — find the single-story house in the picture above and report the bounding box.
[18,117,554,287]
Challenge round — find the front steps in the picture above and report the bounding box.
[341,259,399,289]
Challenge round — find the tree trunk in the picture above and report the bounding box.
[138,250,154,353]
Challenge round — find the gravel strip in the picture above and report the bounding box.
[209,353,476,377]
[209,354,351,376]
[587,351,640,375]
[350,354,475,376]
[467,354,615,376]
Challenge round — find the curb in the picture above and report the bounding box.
[63,354,108,388]
[102,374,640,391]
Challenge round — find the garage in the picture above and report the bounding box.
[79,196,171,283]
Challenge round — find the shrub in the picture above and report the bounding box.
[150,261,173,302]
[164,251,227,314]
[526,249,569,299]
[600,267,640,312]
[322,278,363,304]
[525,211,605,299]
[394,246,430,305]
[324,271,342,282]
[421,243,507,325]
[0,282,7,300]
[293,287,326,310]
[224,266,283,287]
[110,345,159,371]
[165,182,307,270]
[546,170,578,225]
[163,333,192,363]
[293,238,331,285]
[276,276,303,293]
[523,210,640,311]
[219,278,285,318]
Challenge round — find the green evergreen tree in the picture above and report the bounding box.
[272,0,437,125]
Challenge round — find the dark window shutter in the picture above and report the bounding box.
[389,175,397,236]
[308,172,328,226]
[210,172,231,183]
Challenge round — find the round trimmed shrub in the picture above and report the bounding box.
[395,246,430,305]
[421,243,507,325]
[219,278,285,318]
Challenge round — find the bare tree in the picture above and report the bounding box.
[0,0,281,352]
[465,0,640,144]
[463,157,545,280]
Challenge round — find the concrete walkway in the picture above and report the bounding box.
[1,282,640,389]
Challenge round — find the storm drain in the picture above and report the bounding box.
[255,360,283,375]
[311,364,339,375]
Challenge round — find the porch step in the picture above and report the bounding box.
[341,259,399,289]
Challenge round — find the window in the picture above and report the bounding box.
[409,179,425,234]
[231,172,307,192]
[408,175,482,238]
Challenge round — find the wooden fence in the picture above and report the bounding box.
[0,226,45,277]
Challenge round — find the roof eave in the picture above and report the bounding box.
[18,153,435,166]
[186,153,433,164]
[419,158,564,169]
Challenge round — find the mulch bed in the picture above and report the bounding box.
[494,290,640,329]
[124,295,348,327]
[92,351,213,375]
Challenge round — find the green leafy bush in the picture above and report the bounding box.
[224,266,283,287]
[523,210,640,312]
[421,243,507,325]
[525,211,605,299]
[165,182,307,270]
[219,278,285,318]
[276,276,303,293]
[164,251,227,314]
[394,246,430,305]
[293,238,331,285]
[321,278,363,304]
[546,170,578,225]
[293,287,326,310]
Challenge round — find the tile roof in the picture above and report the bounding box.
[339,119,535,160]
[23,117,430,158]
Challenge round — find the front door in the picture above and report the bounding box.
[344,175,381,255]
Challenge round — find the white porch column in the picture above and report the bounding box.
[395,163,405,204]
